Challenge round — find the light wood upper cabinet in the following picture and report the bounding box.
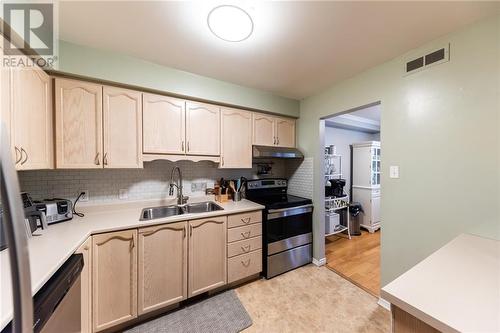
[11,63,53,170]
[253,113,296,148]
[138,222,188,315]
[186,101,220,156]
[220,108,252,169]
[188,217,227,297]
[75,238,92,333]
[92,230,138,332]
[143,93,185,154]
[55,78,103,169]
[275,117,295,148]
[252,113,275,146]
[103,86,143,168]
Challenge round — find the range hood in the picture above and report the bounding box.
[252,145,304,159]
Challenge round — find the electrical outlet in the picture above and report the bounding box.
[119,189,128,200]
[191,182,207,192]
[79,190,89,202]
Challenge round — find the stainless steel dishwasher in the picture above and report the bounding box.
[35,254,83,333]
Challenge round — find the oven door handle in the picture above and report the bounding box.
[267,204,314,220]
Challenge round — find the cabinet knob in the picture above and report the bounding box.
[241,217,251,224]
[241,231,251,239]
[241,245,251,253]
[103,153,108,166]
[95,153,100,165]
[241,259,251,267]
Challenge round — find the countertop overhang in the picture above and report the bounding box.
[381,233,500,333]
[0,197,264,330]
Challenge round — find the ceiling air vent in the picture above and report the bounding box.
[404,43,450,76]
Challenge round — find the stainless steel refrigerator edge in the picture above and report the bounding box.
[1,122,34,332]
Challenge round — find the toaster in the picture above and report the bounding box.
[34,199,73,224]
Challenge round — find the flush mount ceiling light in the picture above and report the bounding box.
[207,5,254,42]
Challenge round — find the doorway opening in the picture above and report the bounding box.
[322,103,381,297]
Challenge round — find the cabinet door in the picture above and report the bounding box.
[75,238,92,333]
[220,108,252,169]
[11,64,53,170]
[138,222,188,315]
[188,217,227,297]
[275,117,295,148]
[92,230,137,332]
[371,196,381,224]
[103,86,143,168]
[55,78,103,169]
[143,93,185,154]
[186,101,219,156]
[252,113,275,146]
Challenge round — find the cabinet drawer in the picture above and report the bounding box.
[227,236,262,258]
[227,223,262,243]
[228,250,262,283]
[227,211,262,228]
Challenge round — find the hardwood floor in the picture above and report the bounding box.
[325,230,381,297]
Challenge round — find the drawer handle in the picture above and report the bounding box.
[241,245,251,253]
[241,259,251,267]
[241,217,251,224]
[241,231,251,239]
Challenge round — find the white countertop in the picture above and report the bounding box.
[0,197,264,330]
[381,233,500,333]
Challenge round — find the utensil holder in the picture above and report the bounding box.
[233,192,242,202]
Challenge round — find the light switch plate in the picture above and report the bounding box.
[389,166,400,179]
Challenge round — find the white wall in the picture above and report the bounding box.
[297,15,500,286]
[324,126,379,197]
[57,41,300,117]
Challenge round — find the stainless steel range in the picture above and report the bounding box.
[245,178,313,278]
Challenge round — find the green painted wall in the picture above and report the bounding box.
[57,40,299,117]
[298,15,500,286]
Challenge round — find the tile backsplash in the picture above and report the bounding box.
[19,159,288,203]
[287,157,313,199]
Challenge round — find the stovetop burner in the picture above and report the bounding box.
[245,178,312,210]
[248,194,312,210]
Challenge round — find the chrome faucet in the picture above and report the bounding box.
[169,166,188,205]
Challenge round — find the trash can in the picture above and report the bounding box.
[349,202,363,236]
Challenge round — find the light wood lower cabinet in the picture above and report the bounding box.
[75,238,92,333]
[92,230,138,332]
[86,211,262,331]
[392,305,440,333]
[138,222,188,315]
[226,211,263,284]
[188,217,227,297]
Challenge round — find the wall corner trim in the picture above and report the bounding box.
[312,257,326,266]
[377,297,391,311]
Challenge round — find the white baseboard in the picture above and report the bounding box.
[377,297,391,310]
[312,257,326,266]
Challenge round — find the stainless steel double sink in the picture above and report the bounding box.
[140,201,224,221]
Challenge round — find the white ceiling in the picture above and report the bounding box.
[59,1,499,100]
[349,105,381,122]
